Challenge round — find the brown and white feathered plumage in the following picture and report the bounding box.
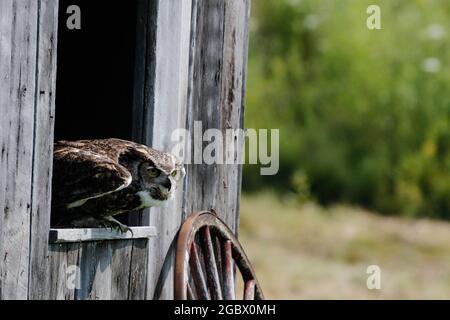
[51,138,185,232]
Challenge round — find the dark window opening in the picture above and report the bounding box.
[54,0,141,228]
[55,0,137,141]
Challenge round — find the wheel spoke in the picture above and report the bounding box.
[213,232,224,289]
[187,281,196,300]
[201,226,223,299]
[189,242,210,300]
[244,279,255,300]
[222,240,235,300]
[175,212,264,300]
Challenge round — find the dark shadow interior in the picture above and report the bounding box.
[55,0,137,141]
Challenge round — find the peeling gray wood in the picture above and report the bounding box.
[147,0,250,300]
[183,0,250,232]
[74,242,114,300]
[49,227,157,244]
[88,242,113,300]
[110,241,132,299]
[0,0,39,300]
[47,242,80,300]
[218,0,250,234]
[146,0,193,300]
[183,0,226,222]
[128,239,148,299]
[0,0,59,300]
[29,0,59,299]
[0,0,10,298]
[47,239,148,300]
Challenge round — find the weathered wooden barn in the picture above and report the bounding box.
[0,0,250,299]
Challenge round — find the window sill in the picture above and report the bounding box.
[49,226,157,244]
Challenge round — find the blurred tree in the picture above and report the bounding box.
[244,0,450,219]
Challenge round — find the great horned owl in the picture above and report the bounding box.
[51,138,185,232]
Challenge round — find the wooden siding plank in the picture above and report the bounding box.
[110,240,132,299]
[128,239,149,300]
[29,0,59,299]
[47,244,66,300]
[48,243,80,300]
[219,0,250,234]
[147,0,249,299]
[76,242,111,300]
[0,0,39,299]
[0,0,12,298]
[147,0,193,300]
[183,0,226,220]
[48,240,138,300]
[183,0,250,234]
[65,242,81,300]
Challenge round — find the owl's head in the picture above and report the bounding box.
[137,153,185,207]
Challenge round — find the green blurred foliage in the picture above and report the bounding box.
[243,0,450,218]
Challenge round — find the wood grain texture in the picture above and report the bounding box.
[0,0,59,300]
[49,227,157,244]
[0,0,10,298]
[110,241,132,299]
[183,0,250,232]
[46,240,148,300]
[47,243,80,300]
[146,0,250,299]
[128,239,149,299]
[29,0,59,299]
[147,0,193,300]
[0,0,39,299]
[218,0,250,235]
[183,0,226,222]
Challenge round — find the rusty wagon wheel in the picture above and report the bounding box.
[175,211,264,300]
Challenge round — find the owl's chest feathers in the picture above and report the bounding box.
[135,190,166,208]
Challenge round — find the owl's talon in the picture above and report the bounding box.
[98,217,131,234]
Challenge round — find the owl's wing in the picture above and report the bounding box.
[52,145,132,209]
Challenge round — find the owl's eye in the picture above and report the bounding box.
[147,167,160,178]
[171,171,178,177]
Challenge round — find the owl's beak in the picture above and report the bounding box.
[161,176,172,191]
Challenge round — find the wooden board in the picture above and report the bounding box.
[183,0,250,237]
[28,0,60,299]
[0,0,40,300]
[46,239,148,300]
[49,227,157,243]
[219,0,250,235]
[147,0,250,299]
[47,242,80,300]
[147,0,193,300]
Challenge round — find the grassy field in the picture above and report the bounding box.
[238,193,450,299]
